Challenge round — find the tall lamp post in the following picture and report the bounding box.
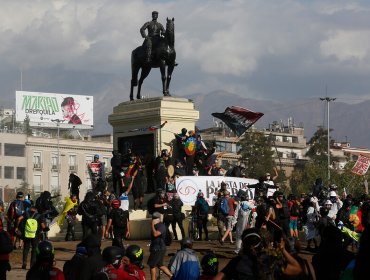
[320,97,336,180]
[51,119,62,191]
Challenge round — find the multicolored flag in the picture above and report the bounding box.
[351,154,370,176]
[212,106,264,136]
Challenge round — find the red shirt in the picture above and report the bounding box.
[228,198,236,217]
[121,263,146,280]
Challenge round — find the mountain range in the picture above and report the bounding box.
[96,90,370,149]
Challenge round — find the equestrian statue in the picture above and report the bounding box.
[130,11,177,101]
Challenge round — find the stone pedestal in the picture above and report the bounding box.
[108,97,199,157]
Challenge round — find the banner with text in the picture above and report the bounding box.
[351,155,370,176]
[175,176,275,206]
[16,91,93,129]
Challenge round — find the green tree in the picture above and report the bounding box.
[238,131,276,179]
[23,115,32,136]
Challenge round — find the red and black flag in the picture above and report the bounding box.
[212,106,264,137]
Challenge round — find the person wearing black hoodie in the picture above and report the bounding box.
[76,234,105,280]
[78,192,105,239]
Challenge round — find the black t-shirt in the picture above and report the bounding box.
[108,208,129,230]
[222,254,279,280]
[150,222,166,252]
[154,197,166,214]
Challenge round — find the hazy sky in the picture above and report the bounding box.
[1,0,370,131]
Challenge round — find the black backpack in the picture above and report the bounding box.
[113,209,128,229]
[0,230,13,254]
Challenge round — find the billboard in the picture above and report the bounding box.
[16,91,93,129]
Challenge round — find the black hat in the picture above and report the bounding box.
[16,191,24,198]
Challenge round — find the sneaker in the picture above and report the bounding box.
[219,239,224,245]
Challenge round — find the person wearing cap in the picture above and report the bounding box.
[140,11,165,63]
[148,212,173,280]
[169,237,200,280]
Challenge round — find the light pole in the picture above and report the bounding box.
[51,119,62,191]
[320,97,336,180]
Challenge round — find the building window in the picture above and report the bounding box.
[0,143,2,155]
[33,152,42,169]
[16,167,26,180]
[50,176,59,192]
[0,166,2,178]
[103,157,110,171]
[4,166,14,179]
[33,175,42,193]
[69,155,78,172]
[51,154,58,170]
[4,144,25,157]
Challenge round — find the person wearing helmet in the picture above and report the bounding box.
[26,241,64,280]
[169,237,200,280]
[200,252,218,280]
[94,246,126,280]
[121,245,146,280]
[105,200,130,248]
[88,154,106,193]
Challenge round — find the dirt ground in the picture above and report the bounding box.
[6,237,315,280]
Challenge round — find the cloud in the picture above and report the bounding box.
[1,0,370,133]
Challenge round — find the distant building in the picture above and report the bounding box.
[0,130,112,204]
[199,118,309,179]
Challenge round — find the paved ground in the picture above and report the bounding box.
[6,237,315,279]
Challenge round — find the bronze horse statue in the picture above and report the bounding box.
[130,18,176,101]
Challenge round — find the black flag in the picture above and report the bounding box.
[212,106,264,136]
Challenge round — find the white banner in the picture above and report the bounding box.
[175,176,275,206]
[16,91,93,129]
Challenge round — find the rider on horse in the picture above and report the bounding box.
[140,11,165,64]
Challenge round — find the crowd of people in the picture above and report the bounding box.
[0,127,370,279]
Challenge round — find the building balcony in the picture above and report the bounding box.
[33,163,43,170]
[69,165,78,172]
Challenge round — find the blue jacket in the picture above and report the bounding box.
[169,248,200,280]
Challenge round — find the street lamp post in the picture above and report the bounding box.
[320,97,336,181]
[51,119,62,191]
